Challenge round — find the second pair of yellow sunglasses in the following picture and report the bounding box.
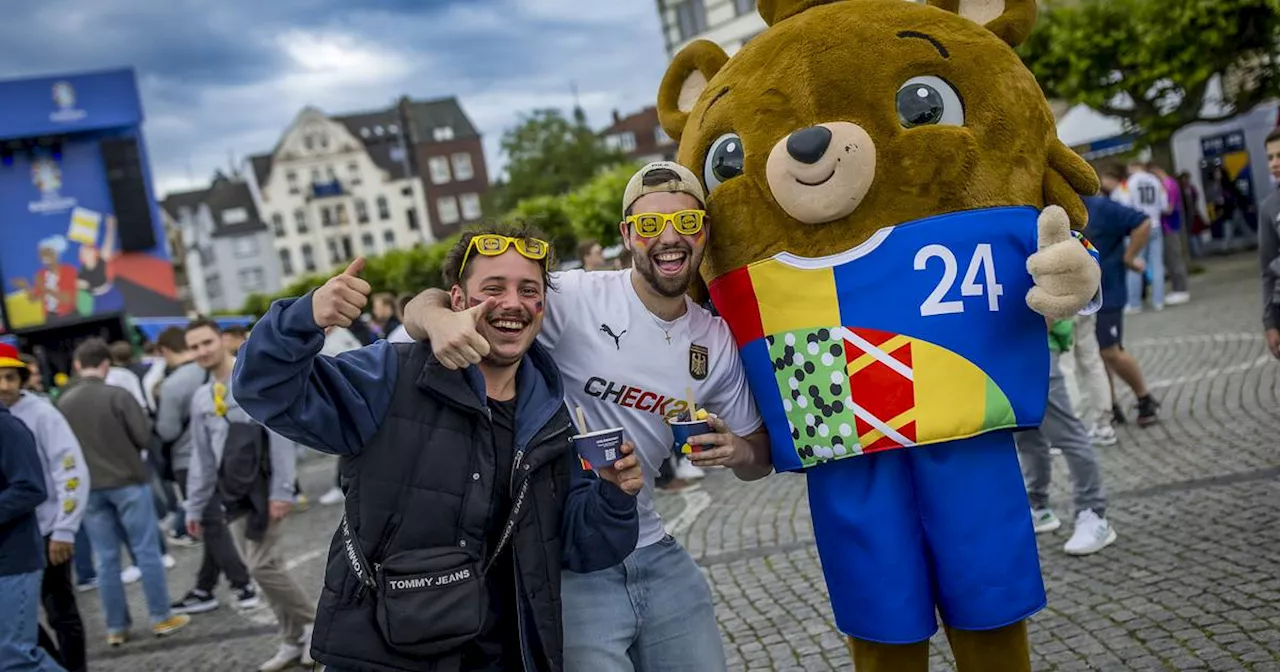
[625,209,706,238]
[460,234,550,274]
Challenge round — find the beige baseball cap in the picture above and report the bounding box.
[622,161,706,216]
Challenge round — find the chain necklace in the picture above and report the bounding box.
[646,308,682,345]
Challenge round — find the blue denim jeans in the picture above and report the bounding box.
[562,535,726,672]
[72,527,94,586]
[82,485,174,633]
[0,570,66,671]
[1126,225,1165,310]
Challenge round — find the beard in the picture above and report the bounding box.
[633,243,698,298]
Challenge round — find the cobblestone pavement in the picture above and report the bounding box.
[77,253,1280,671]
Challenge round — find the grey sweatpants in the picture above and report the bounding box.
[1016,351,1108,518]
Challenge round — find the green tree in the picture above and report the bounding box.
[564,162,641,249]
[1020,0,1280,157]
[503,196,577,263]
[498,108,626,211]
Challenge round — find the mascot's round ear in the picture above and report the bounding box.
[657,40,729,143]
[927,0,1038,47]
[758,0,830,25]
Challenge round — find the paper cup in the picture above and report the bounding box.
[670,420,713,456]
[572,427,625,470]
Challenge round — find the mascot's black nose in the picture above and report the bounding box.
[786,126,832,164]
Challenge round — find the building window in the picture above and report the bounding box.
[348,161,360,184]
[437,196,460,225]
[222,207,248,225]
[327,239,341,265]
[341,236,353,260]
[735,0,755,15]
[294,208,309,234]
[238,267,265,293]
[325,165,337,181]
[279,248,294,276]
[361,232,375,252]
[302,244,316,272]
[676,0,708,40]
[233,237,259,258]
[407,208,420,231]
[383,230,396,248]
[460,193,482,221]
[428,156,452,185]
[433,126,455,142]
[607,132,637,153]
[452,153,474,181]
[286,171,299,194]
[271,213,285,237]
[310,168,321,183]
[377,196,390,220]
[321,207,334,228]
[336,203,349,225]
[355,198,369,224]
[319,134,329,149]
[206,274,222,299]
[304,135,314,151]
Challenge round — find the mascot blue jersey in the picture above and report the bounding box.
[709,206,1099,472]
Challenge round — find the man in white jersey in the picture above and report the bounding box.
[1121,161,1169,312]
[397,161,773,672]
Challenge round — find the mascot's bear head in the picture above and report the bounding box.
[656,0,1100,288]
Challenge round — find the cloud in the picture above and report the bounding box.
[0,0,669,196]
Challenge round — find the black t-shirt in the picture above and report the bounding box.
[461,395,524,672]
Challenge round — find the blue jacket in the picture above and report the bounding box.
[0,405,48,577]
[231,292,638,575]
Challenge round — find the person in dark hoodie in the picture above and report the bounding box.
[0,399,65,670]
[233,221,643,672]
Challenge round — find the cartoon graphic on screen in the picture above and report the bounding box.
[10,235,78,321]
[75,214,125,315]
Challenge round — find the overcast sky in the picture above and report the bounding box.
[0,0,670,197]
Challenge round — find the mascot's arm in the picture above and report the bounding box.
[1026,206,1101,320]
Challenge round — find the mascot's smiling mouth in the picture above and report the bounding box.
[796,169,837,187]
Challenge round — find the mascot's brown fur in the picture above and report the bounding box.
[656,1,1101,670]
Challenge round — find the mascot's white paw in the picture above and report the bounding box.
[1025,205,1100,320]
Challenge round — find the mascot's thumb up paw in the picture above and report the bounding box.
[1026,206,1101,321]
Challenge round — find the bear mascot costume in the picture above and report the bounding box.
[655,0,1102,670]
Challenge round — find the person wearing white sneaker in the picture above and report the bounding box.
[1016,323,1114,556]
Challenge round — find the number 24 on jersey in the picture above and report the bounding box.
[914,244,1003,317]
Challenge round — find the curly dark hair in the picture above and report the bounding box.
[441,220,558,290]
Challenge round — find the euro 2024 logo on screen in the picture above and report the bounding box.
[50,81,87,124]
[29,158,77,214]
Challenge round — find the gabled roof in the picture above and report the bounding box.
[161,173,268,239]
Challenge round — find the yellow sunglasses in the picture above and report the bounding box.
[460,234,550,275]
[625,210,706,238]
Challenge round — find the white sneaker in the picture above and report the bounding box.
[318,487,345,506]
[674,458,706,481]
[1123,305,1142,315]
[1030,508,1061,534]
[257,642,302,672]
[162,554,177,570]
[298,624,315,666]
[121,565,142,584]
[1063,509,1117,555]
[1166,291,1190,305]
[1089,424,1118,446]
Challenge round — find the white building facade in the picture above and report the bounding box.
[248,107,433,282]
[657,0,926,56]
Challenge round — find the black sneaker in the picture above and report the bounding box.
[1112,403,1127,425]
[171,589,219,615]
[234,585,262,610]
[1137,395,1160,426]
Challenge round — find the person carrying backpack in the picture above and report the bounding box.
[182,318,314,672]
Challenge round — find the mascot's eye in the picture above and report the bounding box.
[896,76,964,128]
[703,133,744,191]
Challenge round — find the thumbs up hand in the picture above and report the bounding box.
[312,257,373,329]
[1026,206,1101,320]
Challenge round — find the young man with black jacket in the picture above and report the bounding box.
[233,222,643,672]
